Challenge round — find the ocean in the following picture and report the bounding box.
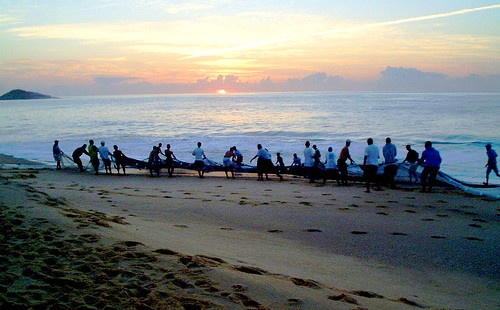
[1,92,499,191]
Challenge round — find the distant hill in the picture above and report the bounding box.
[0,89,58,100]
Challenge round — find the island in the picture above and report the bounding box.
[0,89,58,100]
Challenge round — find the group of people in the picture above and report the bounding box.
[53,140,127,175]
[53,138,500,191]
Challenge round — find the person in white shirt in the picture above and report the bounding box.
[323,146,340,185]
[192,142,206,178]
[98,141,113,175]
[303,141,314,182]
[250,144,272,181]
[363,138,380,193]
[382,137,398,188]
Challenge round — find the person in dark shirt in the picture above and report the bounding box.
[112,145,126,175]
[403,144,419,183]
[72,144,89,172]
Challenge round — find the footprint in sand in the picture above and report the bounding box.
[174,224,188,228]
[468,223,482,228]
[436,214,449,218]
[421,218,435,222]
[430,235,446,239]
[390,232,408,236]
[465,237,484,241]
[328,294,358,305]
[377,212,389,215]
[338,207,350,211]
[220,227,235,231]
[404,210,417,213]
[473,218,488,223]
[351,231,368,235]
[303,229,322,233]
[268,229,283,233]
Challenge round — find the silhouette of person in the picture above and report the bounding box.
[165,144,176,177]
[88,140,100,175]
[98,141,113,174]
[419,141,442,192]
[403,144,419,183]
[363,138,380,193]
[112,145,126,175]
[323,147,340,185]
[72,144,89,172]
[52,140,63,170]
[192,142,206,178]
[337,139,354,186]
[383,137,398,188]
[223,146,236,179]
[148,146,161,177]
[485,143,500,185]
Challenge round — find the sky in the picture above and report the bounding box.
[1,0,499,95]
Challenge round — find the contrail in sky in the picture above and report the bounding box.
[179,4,500,60]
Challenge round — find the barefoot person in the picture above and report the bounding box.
[484,143,500,185]
[88,140,100,175]
[52,140,63,170]
[403,144,419,183]
[192,142,206,178]
[223,146,236,179]
[250,144,272,181]
[98,141,113,175]
[419,141,442,193]
[112,145,126,175]
[337,139,354,186]
[323,147,340,185]
[383,137,398,188]
[165,144,176,177]
[363,138,380,193]
[72,144,89,172]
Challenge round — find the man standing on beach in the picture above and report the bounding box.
[419,141,442,192]
[337,139,354,186]
[403,145,419,183]
[52,140,63,170]
[303,141,314,182]
[363,138,380,193]
[484,143,500,186]
[98,141,112,175]
[192,142,206,178]
[88,140,100,175]
[323,147,340,185]
[72,144,89,172]
[383,137,398,188]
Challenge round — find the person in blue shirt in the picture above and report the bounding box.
[419,141,442,192]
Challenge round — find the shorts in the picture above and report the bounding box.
[324,169,339,179]
[194,160,204,170]
[223,157,233,167]
[487,163,499,175]
[53,154,62,162]
[364,165,378,179]
[103,158,111,166]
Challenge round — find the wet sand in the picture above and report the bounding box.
[1,155,499,309]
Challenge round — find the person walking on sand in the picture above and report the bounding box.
[419,141,442,193]
[250,144,272,181]
[383,137,398,188]
[403,144,419,183]
[112,145,126,175]
[363,138,380,193]
[484,143,500,186]
[323,147,340,185]
[148,146,161,177]
[223,146,236,179]
[165,144,176,177]
[303,141,314,182]
[98,141,113,175]
[72,144,89,172]
[88,140,100,175]
[337,139,354,186]
[192,142,206,178]
[52,140,63,170]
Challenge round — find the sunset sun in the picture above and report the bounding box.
[217,89,226,94]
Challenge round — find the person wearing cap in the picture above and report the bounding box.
[337,139,354,185]
[52,140,63,170]
[485,143,500,186]
[98,141,113,175]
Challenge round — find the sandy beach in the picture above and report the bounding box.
[1,155,498,309]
